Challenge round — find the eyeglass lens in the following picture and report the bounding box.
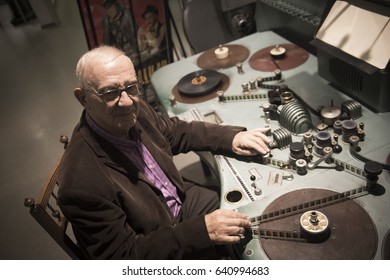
[102,84,139,103]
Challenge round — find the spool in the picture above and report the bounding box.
[314,131,332,156]
[303,132,313,145]
[289,142,305,166]
[296,159,308,175]
[349,135,360,151]
[172,72,230,104]
[321,106,341,126]
[270,45,286,58]
[341,120,358,143]
[177,70,222,97]
[214,45,229,59]
[300,210,330,243]
[333,120,343,135]
[280,91,294,104]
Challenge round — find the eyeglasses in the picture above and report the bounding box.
[90,82,142,104]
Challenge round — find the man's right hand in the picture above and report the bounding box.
[204,209,251,244]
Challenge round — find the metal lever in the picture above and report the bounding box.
[282,172,294,181]
[307,147,333,170]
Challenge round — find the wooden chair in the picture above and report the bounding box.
[24,135,86,260]
[23,136,221,260]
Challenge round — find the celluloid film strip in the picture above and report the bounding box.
[253,228,308,242]
[220,93,268,102]
[221,156,255,201]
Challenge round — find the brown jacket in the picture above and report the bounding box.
[58,100,245,259]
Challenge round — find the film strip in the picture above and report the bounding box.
[219,93,268,102]
[220,156,256,202]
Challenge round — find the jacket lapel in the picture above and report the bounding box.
[78,116,151,185]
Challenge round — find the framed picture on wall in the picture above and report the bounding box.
[77,0,173,104]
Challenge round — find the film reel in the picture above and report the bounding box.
[177,70,222,97]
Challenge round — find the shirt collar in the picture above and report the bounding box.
[85,112,138,148]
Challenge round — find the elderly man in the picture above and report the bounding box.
[58,45,270,259]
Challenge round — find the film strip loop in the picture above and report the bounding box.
[262,155,367,181]
[251,185,368,225]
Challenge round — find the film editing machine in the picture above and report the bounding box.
[151,0,390,260]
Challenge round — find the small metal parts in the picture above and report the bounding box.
[250,174,262,196]
[267,171,294,187]
[236,62,244,74]
[364,161,383,192]
[217,90,225,102]
[307,147,334,170]
[169,94,176,107]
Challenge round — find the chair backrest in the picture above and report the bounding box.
[24,136,86,260]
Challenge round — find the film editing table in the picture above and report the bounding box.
[151,31,390,260]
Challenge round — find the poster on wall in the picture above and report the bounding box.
[77,0,172,105]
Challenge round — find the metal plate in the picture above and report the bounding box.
[260,188,378,259]
[249,44,309,72]
[197,44,250,70]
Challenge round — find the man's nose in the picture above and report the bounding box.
[117,91,134,106]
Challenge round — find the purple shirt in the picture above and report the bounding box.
[85,113,182,218]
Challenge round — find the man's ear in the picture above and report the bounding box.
[74,88,87,108]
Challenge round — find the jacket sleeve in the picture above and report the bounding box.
[59,188,215,260]
[138,101,247,156]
